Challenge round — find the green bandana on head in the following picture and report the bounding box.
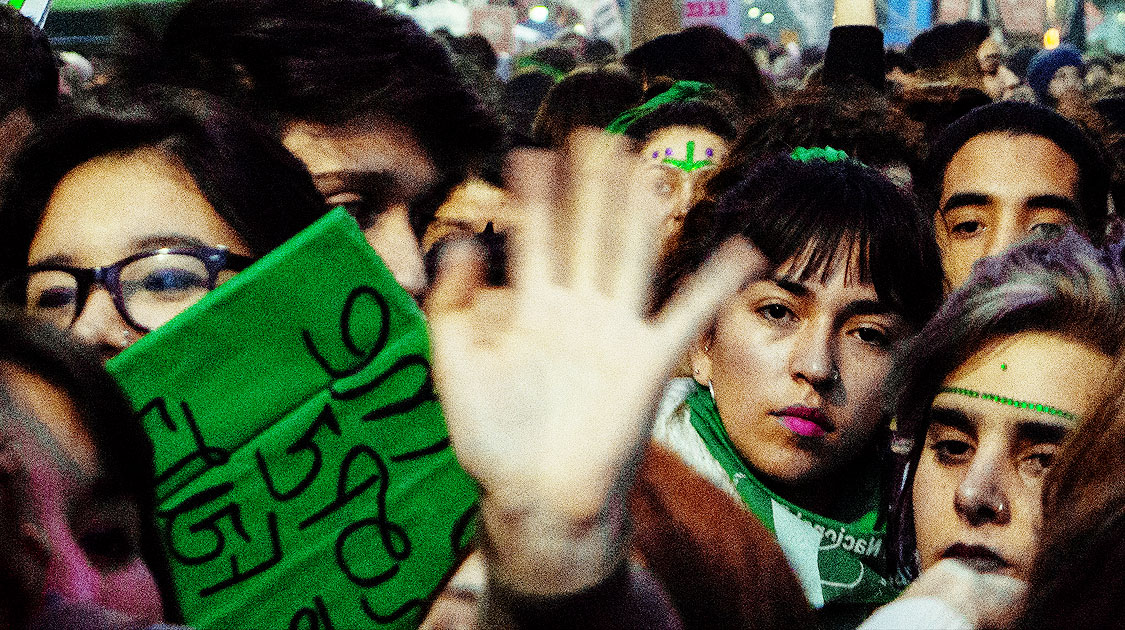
[605,80,714,135]
[683,385,901,610]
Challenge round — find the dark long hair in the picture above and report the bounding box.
[0,86,325,275]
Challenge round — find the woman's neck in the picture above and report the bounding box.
[758,455,881,521]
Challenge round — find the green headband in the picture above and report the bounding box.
[790,146,850,164]
[939,386,1079,422]
[514,57,566,82]
[605,80,714,135]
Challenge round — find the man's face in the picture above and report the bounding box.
[912,332,1110,579]
[283,118,439,299]
[977,38,1019,100]
[936,133,1081,289]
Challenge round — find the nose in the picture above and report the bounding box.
[998,65,1019,91]
[789,321,838,394]
[43,532,100,607]
[953,447,1012,527]
[365,204,427,299]
[69,290,131,361]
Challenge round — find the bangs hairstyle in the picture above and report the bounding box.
[653,152,943,330]
[888,231,1125,580]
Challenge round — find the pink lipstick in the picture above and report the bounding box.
[774,406,834,438]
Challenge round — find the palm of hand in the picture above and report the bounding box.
[428,132,764,515]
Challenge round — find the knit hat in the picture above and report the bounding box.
[1026,45,1084,103]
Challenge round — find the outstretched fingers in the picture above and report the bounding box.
[652,237,769,358]
[506,149,559,294]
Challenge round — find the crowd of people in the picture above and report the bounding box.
[0,0,1124,627]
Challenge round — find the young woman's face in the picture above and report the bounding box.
[691,246,909,487]
[3,365,163,624]
[26,148,252,361]
[912,332,1110,579]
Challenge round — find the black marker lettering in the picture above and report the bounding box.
[302,287,390,380]
[257,404,342,501]
[300,445,385,530]
[199,512,284,597]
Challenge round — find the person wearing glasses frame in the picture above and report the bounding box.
[0,87,326,362]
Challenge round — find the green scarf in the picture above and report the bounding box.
[684,385,900,608]
[605,80,713,135]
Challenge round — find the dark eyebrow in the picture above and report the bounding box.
[928,405,977,439]
[128,233,209,253]
[1015,419,1073,444]
[772,277,809,297]
[1026,194,1080,217]
[941,192,991,215]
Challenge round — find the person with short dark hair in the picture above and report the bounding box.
[109,0,502,298]
[906,20,1019,101]
[622,26,773,116]
[532,65,643,148]
[918,100,1111,289]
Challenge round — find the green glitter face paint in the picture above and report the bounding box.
[1000,363,1007,371]
[660,140,714,173]
[939,386,1078,421]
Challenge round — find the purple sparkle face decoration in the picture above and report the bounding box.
[652,151,659,158]
[665,147,673,156]
[705,147,714,158]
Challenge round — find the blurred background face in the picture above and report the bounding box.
[691,245,907,492]
[977,38,1019,101]
[1048,65,1084,103]
[912,332,1110,579]
[637,125,727,240]
[936,133,1080,289]
[23,148,251,362]
[2,365,162,624]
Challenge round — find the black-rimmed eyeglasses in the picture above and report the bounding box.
[0,246,254,333]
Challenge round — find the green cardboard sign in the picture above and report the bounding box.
[106,209,478,629]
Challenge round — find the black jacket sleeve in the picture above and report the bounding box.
[823,25,885,91]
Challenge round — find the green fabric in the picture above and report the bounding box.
[683,385,899,608]
[514,57,565,81]
[106,209,478,629]
[605,80,713,135]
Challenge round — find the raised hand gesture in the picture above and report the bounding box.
[426,131,765,596]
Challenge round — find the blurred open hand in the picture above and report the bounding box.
[426,131,765,592]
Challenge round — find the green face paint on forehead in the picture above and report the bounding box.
[939,386,1079,421]
[656,140,715,173]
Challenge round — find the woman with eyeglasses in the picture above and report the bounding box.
[0,86,326,361]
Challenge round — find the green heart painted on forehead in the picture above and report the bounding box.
[662,140,714,173]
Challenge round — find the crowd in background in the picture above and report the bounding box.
[2,0,1125,628]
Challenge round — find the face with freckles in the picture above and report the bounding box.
[25,147,252,362]
[912,332,1110,579]
[2,364,163,624]
[690,244,909,495]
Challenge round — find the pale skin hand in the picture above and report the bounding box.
[892,559,1028,627]
[427,130,766,598]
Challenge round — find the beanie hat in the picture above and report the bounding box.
[1027,45,1084,103]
